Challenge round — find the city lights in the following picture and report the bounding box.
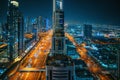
[11,1,19,7]
[0,0,119,80]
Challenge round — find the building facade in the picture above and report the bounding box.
[46,54,74,80]
[7,0,24,61]
[46,0,74,80]
[83,24,92,39]
[37,16,50,32]
[52,0,65,55]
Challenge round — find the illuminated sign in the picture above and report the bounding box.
[11,1,19,7]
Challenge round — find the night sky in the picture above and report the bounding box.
[0,0,120,25]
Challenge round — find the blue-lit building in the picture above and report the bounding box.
[25,17,33,33]
[33,24,38,41]
[37,16,50,32]
[45,18,50,31]
[37,16,43,32]
[46,0,74,80]
[7,0,24,61]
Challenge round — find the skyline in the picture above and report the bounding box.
[0,0,120,26]
[0,0,119,80]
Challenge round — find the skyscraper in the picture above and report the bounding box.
[33,23,38,41]
[25,17,32,33]
[37,16,50,32]
[83,24,92,39]
[37,16,43,32]
[7,0,24,61]
[18,13,24,54]
[0,23,2,36]
[46,0,74,80]
[52,0,65,55]
[118,52,120,79]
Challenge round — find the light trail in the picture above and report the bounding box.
[65,32,112,80]
[7,30,53,80]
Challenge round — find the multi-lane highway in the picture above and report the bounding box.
[3,30,116,80]
[7,30,53,80]
[65,33,115,80]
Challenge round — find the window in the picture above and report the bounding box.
[59,19,64,24]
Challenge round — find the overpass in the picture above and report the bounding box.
[19,68,46,72]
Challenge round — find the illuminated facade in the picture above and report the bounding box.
[7,0,24,61]
[37,16,50,32]
[52,0,65,55]
[37,16,42,32]
[18,13,24,54]
[46,0,74,80]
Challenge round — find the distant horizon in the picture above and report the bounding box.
[0,0,120,26]
[1,18,120,27]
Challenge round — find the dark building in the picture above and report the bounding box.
[118,52,120,79]
[25,17,32,33]
[18,13,24,54]
[46,0,74,80]
[1,23,8,40]
[33,24,38,41]
[44,18,50,31]
[0,23,2,36]
[46,54,74,80]
[7,0,24,61]
[83,24,92,39]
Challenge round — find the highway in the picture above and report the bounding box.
[7,30,53,80]
[65,33,115,80]
[3,31,115,80]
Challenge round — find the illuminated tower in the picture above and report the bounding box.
[52,0,65,55]
[46,0,74,80]
[7,0,24,61]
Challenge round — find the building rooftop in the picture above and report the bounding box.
[46,54,74,67]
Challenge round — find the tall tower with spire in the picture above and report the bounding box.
[52,0,65,55]
[46,0,74,80]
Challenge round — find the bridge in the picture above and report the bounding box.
[19,68,46,72]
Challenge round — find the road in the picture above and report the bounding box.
[4,31,116,80]
[65,33,115,80]
[7,30,53,80]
